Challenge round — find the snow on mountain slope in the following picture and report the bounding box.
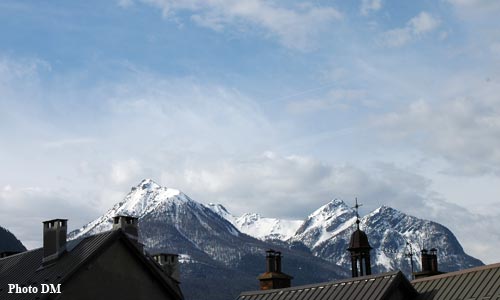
[207,203,236,223]
[68,179,483,299]
[290,199,358,248]
[207,204,302,240]
[69,180,349,300]
[69,179,237,240]
[234,213,302,240]
[313,205,483,273]
[208,198,482,275]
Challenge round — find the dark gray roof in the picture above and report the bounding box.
[0,230,183,300]
[237,271,417,300]
[412,262,500,300]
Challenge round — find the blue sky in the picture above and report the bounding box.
[1,0,499,263]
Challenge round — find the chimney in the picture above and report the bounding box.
[421,249,431,272]
[153,253,180,282]
[266,249,276,272]
[42,219,67,265]
[258,249,293,290]
[413,247,444,279]
[274,251,282,273]
[429,248,438,273]
[113,215,138,242]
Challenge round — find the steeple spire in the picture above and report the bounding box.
[353,197,362,230]
[347,198,372,278]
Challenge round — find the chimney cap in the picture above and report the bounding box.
[43,219,68,224]
[113,215,138,223]
[113,215,137,219]
[153,253,179,257]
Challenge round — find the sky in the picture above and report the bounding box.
[0,0,499,264]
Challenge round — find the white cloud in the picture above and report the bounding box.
[0,56,51,81]
[360,0,382,16]
[373,78,500,176]
[419,197,500,264]
[379,28,413,47]
[158,151,500,262]
[134,0,342,50]
[379,11,440,47]
[409,11,441,35]
[111,159,142,184]
[159,152,433,218]
[0,186,97,249]
[2,53,498,264]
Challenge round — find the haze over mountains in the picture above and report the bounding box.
[67,179,482,300]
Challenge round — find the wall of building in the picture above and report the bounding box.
[57,240,177,300]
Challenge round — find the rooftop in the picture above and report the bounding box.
[238,271,417,300]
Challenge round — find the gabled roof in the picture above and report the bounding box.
[237,271,417,300]
[0,229,183,300]
[412,262,500,300]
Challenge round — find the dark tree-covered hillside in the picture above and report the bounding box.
[0,226,26,253]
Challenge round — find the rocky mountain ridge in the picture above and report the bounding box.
[69,179,483,300]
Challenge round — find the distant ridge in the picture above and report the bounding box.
[70,179,483,300]
[69,179,347,300]
[0,226,26,253]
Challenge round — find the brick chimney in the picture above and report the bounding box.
[113,215,138,242]
[153,253,180,282]
[42,219,67,265]
[257,249,293,290]
[413,248,444,279]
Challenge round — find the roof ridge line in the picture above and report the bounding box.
[411,262,500,283]
[239,271,401,296]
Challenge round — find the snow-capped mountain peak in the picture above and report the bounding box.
[68,182,483,299]
[308,198,352,221]
[207,205,302,241]
[207,203,235,222]
[237,213,261,225]
[291,198,357,248]
[137,178,161,190]
[118,180,183,217]
[69,179,195,240]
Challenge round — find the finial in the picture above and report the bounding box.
[353,197,362,230]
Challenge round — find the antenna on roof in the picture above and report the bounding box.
[352,198,362,230]
[404,241,415,280]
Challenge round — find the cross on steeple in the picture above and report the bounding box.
[348,197,372,278]
[353,197,362,230]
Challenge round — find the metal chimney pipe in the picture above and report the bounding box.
[265,249,276,272]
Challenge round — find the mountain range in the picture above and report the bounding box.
[68,179,483,300]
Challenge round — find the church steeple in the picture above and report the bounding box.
[347,198,372,277]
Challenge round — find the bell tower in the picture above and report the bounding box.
[347,198,372,277]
